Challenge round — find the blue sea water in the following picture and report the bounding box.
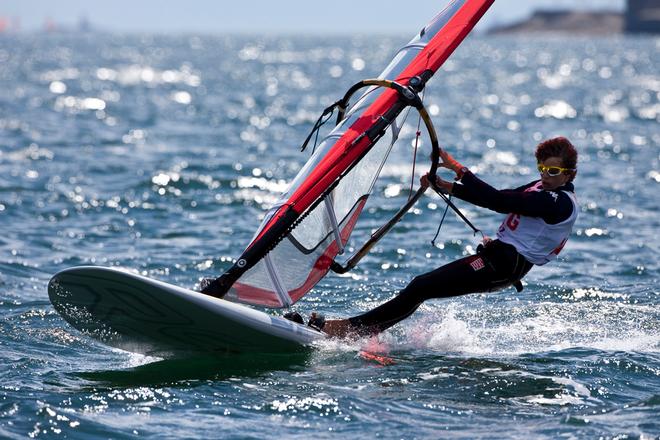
[0,30,659,439]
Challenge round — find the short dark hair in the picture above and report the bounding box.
[535,137,578,181]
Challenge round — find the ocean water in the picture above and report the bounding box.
[0,30,658,439]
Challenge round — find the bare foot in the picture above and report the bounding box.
[323,319,354,338]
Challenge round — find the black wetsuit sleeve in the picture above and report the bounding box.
[451,171,574,224]
[507,180,539,192]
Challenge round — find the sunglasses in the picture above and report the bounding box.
[537,164,575,177]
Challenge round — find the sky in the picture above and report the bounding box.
[0,0,625,34]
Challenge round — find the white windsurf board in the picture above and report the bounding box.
[48,266,324,358]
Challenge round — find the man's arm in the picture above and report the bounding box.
[452,171,573,224]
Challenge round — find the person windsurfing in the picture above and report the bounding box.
[320,136,579,338]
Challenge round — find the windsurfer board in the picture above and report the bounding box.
[48,266,325,358]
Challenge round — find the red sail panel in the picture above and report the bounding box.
[253,0,493,245]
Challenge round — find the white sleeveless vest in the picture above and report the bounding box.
[496,182,578,265]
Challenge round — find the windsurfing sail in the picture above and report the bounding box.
[203,0,494,307]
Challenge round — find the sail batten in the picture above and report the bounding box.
[264,254,291,307]
[324,195,345,255]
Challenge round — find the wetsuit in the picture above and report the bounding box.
[345,171,577,335]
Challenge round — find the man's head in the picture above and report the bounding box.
[535,137,578,190]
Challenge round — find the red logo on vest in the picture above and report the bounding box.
[470,257,485,271]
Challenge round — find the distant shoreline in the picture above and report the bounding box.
[488,10,624,35]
